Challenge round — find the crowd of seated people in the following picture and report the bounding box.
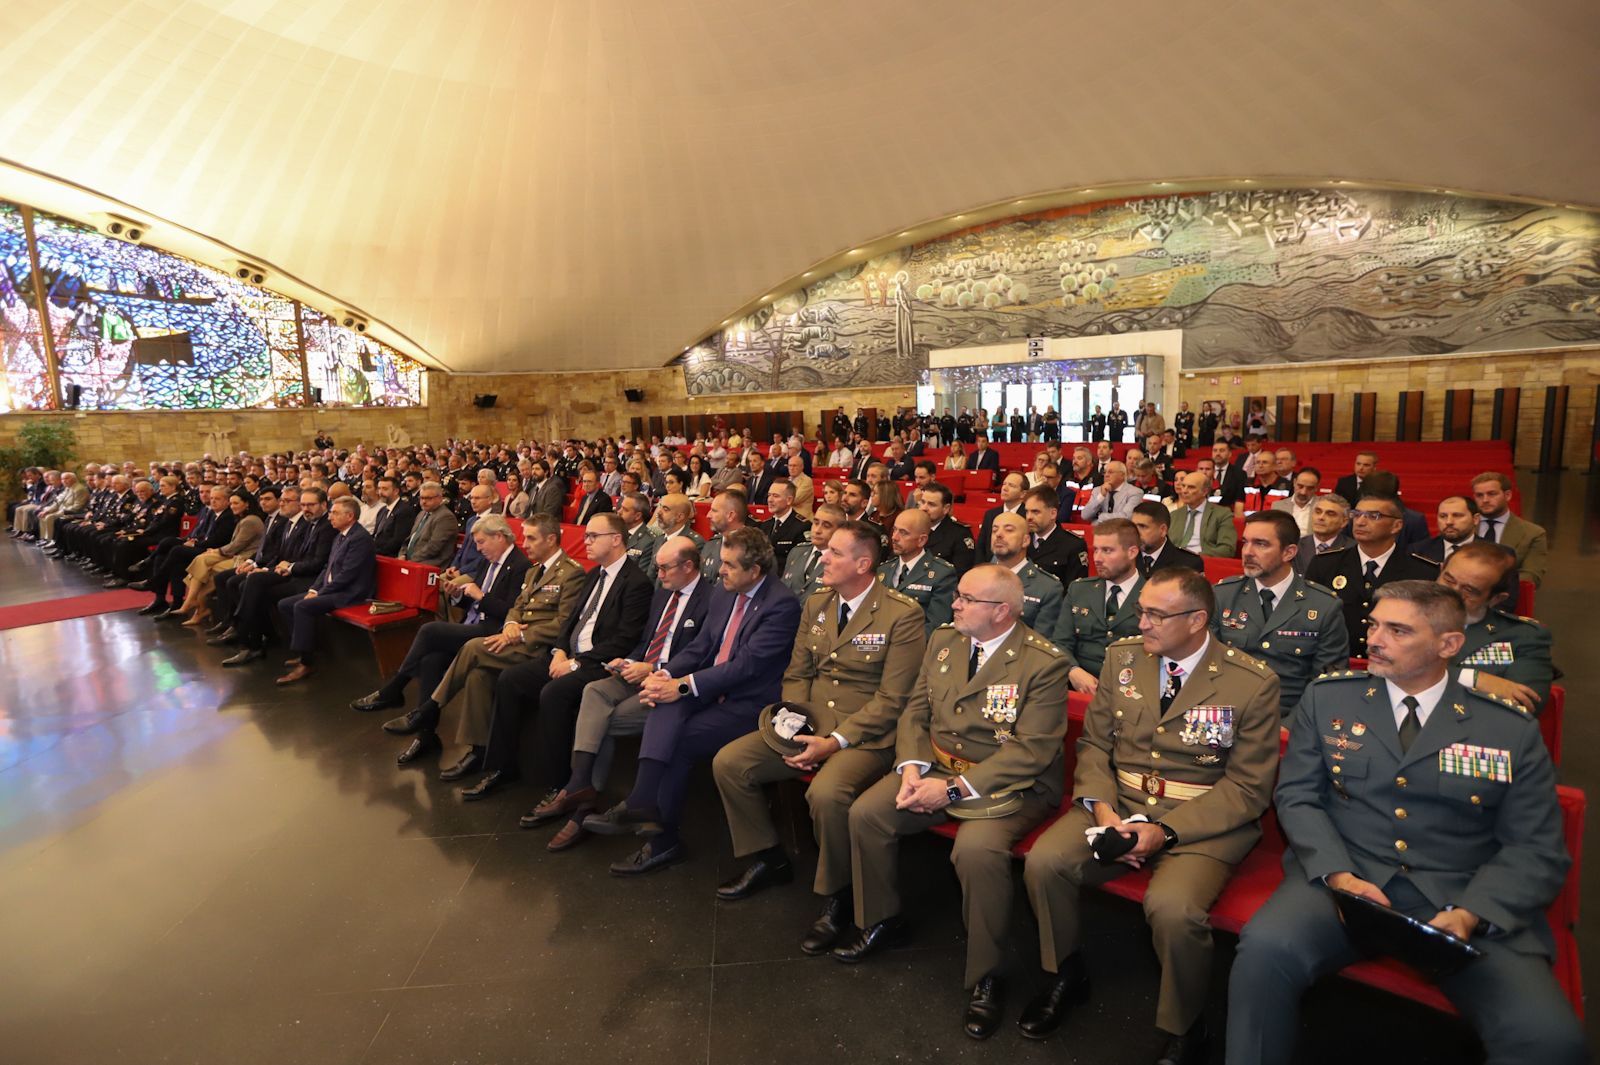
[9,425,1578,1065]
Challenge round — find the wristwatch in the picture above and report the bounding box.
[1157,822,1179,850]
[677,680,692,697]
[945,783,963,805]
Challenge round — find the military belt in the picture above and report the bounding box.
[930,740,974,775]
[1116,769,1212,802]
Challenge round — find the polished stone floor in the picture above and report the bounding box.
[1,472,1594,1064]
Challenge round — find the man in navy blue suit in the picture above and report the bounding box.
[275,496,376,685]
[584,526,801,874]
[968,433,1002,487]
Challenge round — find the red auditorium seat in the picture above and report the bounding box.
[331,556,441,673]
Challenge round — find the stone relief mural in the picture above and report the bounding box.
[679,188,1600,395]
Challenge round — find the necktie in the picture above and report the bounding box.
[1106,584,1122,616]
[374,505,391,535]
[897,561,911,588]
[968,642,982,679]
[1365,559,1379,582]
[802,549,820,584]
[1160,661,1184,713]
[644,591,681,665]
[403,514,427,556]
[838,600,851,632]
[465,558,501,624]
[1398,695,1421,753]
[1139,552,1154,575]
[1482,518,1498,543]
[1260,588,1276,616]
[570,570,609,653]
[1188,508,1201,543]
[1317,541,1333,553]
[715,594,749,665]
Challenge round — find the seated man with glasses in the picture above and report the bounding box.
[1304,491,1438,658]
[1020,567,1281,1064]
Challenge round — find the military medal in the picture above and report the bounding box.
[1307,610,1318,620]
[1195,753,1220,766]
[937,648,950,662]
[1333,576,1347,590]
[1351,722,1366,737]
[994,729,1015,744]
[1118,668,1134,686]
[1331,719,1342,731]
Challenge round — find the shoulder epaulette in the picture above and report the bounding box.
[937,622,957,629]
[1301,579,1339,597]
[1463,686,1535,718]
[1024,632,1062,656]
[1219,645,1269,672]
[884,588,918,607]
[1491,607,1543,628]
[1110,634,1142,645]
[1410,553,1441,568]
[1215,574,1246,586]
[1312,668,1370,682]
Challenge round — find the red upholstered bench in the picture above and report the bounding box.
[1203,556,1244,582]
[331,556,442,674]
[179,515,198,536]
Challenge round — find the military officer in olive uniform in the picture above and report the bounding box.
[879,509,957,635]
[838,564,1071,1041]
[1213,510,1349,714]
[989,510,1064,634]
[1439,542,1556,711]
[712,522,926,953]
[782,502,843,599]
[1228,581,1584,1065]
[1052,517,1147,693]
[618,492,662,584]
[404,515,587,777]
[1020,568,1281,1061]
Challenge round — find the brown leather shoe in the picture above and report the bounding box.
[275,662,314,686]
[527,786,598,826]
[546,820,589,852]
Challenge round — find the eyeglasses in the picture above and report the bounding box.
[1136,607,1204,624]
[953,592,1006,607]
[1350,509,1401,522]
[583,531,622,541]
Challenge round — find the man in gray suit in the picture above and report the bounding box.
[36,471,90,544]
[1227,581,1583,1065]
[398,481,461,567]
[527,459,568,521]
[1292,494,1354,576]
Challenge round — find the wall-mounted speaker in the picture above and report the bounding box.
[96,213,149,243]
[312,387,324,404]
[473,394,499,409]
[230,260,268,285]
[624,388,645,403]
[64,383,83,410]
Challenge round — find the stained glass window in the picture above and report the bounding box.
[300,307,425,408]
[0,204,52,412]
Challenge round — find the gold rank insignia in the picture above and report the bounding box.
[937,648,950,662]
[1333,576,1348,590]
[1307,610,1318,620]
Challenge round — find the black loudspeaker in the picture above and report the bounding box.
[624,388,645,403]
[64,384,82,410]
[312,387,324,404]
[473,394,499,408]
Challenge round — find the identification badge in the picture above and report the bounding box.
[1440,743,1512,783]
[1179,706,1235,748]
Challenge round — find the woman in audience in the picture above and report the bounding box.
[176,489,264,628]
[821,480,844,509]
[1028,450,1052,487]
[944,440,968,470]
[870,480,903,528]
[684,454,713,500]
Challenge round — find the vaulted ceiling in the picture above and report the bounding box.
[3,0,1596,372]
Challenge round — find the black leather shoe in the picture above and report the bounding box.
[437,749,483,781]
[610,841,685,876]
[153,608,184,621]
[205,619,232,636]
[102,578,127,589]
[1017,968,1091,1040]
[1155,1019,1208,1065]
[128,580,153,592]
[716,856,794,901]
[397,731,441,765]
[459,767,518,801]
[800,892,851,956]
[382,707,439,736]
[830,915,909,963]
[127,559,150,575]
[221,648,264,666]
[351,689,404,713]
[138,601,169,616]
[582,801,662,837]
[963,975,1006,1040]
[205,628,239,647]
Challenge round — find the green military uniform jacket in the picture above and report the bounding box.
[782,542,826,600]
[700,534,726,583]
[897,623,1072,805]
[657,523,704,550]
[785,585,927,750]
[1277,671,1567,957]
[877,552,957,635]
[507,552,587,650]
[1455,608,1555,710]
[624,523,662,584]
[1051,573,1145,677]
[1002,558,1063,636]
[1076,636,1282,864]
[1211,573,1348,712]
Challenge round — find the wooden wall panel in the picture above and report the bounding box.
[1396,390,1424,441]
[1274,395,1299,442]
[1351,392,1378,440]
[1309,394,1335,442]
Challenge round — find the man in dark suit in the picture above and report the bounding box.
[1205,444,1249,510]
[527,459,568,521]
[523,535,715,850]
[746,453,781,511]
[968,434,1001,486]
[275,497,377,684]
[350,515,532,743]
[1024,487,1087,588]
[977,472,1028,563]
[1304,492,1438,657]
[848,444,876,484]
[205,485,291,627]
[759,480,810,570]
[571,468,615,526]
[919,482,976,576]
[369,475,419,556]
[1412,495,1519,604]
[1332,449,1398,506]
[396,482,461,567]
[584,527,802,874]
[216,489,335,661]
[136,485,237,607]
[1131,501,1204,576]
[462,512,655,798]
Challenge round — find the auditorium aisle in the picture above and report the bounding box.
[0,472,1594,1065]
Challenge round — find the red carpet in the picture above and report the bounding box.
[0,589,154,631]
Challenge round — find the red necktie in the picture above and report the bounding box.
[714,594,749,665]
[644,591,681,665]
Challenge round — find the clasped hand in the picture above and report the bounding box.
[894,767,954,814]
[1094,806,1167,866]
[638,669,681,707]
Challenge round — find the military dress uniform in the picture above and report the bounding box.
[1028,527,1088,589]
[848,623,1071,987]
[1003,559,1064,635]
[760,511,811,571]
[713,584,926,895]
[877,552,956,635]
[1227,672,1584,1065]
[925,519,976,576]
[431,554,586,750]
[624,523,662,584]
[1024,636,1280,1036]
[1304,546,1438,656]
[1211,574,1349,713]
[782,542,827,600]
[1455,608,1555,710]
[700,533,727,582]
[1049,573,1145,678]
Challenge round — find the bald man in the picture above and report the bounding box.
[879,509,956,635]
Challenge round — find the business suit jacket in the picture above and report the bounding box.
[555,558,655,667]
[286,516,337,578]
[660,575,801,717]
[848,451,875,482]
[746,468,780,507]
[1332,472,1400,504]
[629,576,715,666]
[467,547,534,628]
[1170,502,1237,557]
[312,523,377,604]
[573,490,614,526]
[976,503,1023,564]
[529,476,568,521]
[1413,535,1518,602]
[250,511,291,568]
[1214,463,1249,508]
[400,507,460,567]
[968,448,1000,484]
[1277,673,1565,956]
[448,513,487,574]
[370,498,418,557]
[785,584,927,749]
[1141,541,1205,576]
[1292,532,1355,576]
[1490,512,1549,588]
[1303,545,1439,655]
